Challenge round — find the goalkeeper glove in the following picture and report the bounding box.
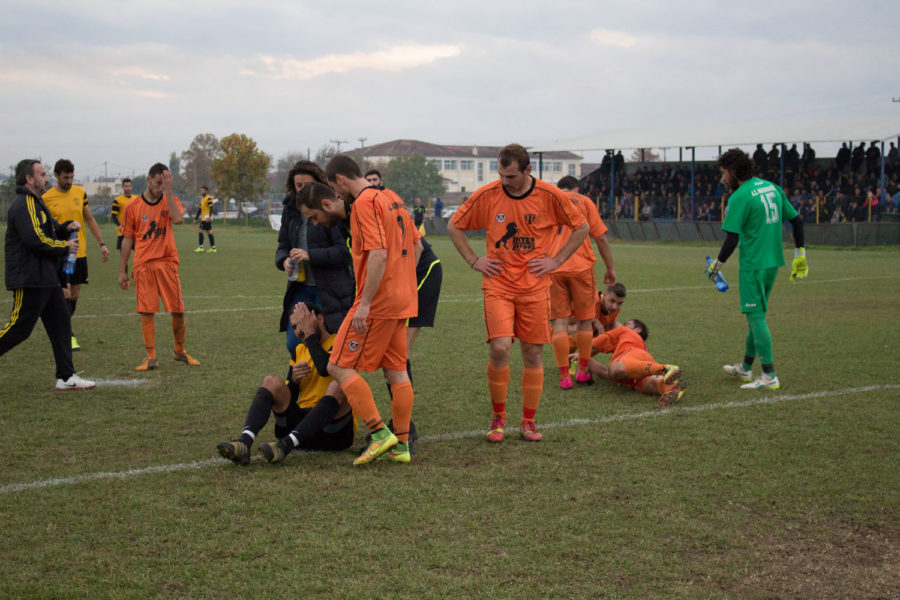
[705,257,722,280]
[790,248,808,281]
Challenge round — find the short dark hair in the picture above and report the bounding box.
[364,169,382,179]
[607,282,627,298]
[122,178,132,185]
[498,143,530,170]
[718,148,754,182]
[631,318,648,341]
[325,155,362,182]
[53,159,74,176]
[285,160,326,194]
[200,186,208,193]
[148,163,169,178]
[296,181,336,211]
[556,175,579,191]
[15,159,41,186]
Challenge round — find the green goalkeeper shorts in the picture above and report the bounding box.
[738,267,779,314]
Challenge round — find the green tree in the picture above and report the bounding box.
[211,133,271,224]
[383,155,445,202]
[181,133,221,196]
[168,152,187,194]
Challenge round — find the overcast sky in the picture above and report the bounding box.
[1,0,898,180]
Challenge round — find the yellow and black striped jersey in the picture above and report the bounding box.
[43,185,88,258]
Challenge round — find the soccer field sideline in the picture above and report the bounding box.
[2,382,896,496]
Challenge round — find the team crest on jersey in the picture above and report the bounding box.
[524,214,536,224]
[348,341,360,352]
[496,213,506,223]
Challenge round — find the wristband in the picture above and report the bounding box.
[100,242,107,247]
[794,247,805,258]
[469,256,479,268]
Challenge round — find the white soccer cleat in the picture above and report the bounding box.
[740,374,780,390]
[723,363,753,381]
[55,373,96,390]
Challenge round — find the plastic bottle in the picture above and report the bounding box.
[287,260,306,282]
[705,256,728,292]
[63,232,78,275]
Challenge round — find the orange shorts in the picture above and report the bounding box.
[612,347,656,390]
[133,260,184,314]
[483,287,550,344]
[329,314,407,372]
[550,268,597,321]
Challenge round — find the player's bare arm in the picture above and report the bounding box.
[528,221,589,276]
[447,220,503,277]
[162,171,183,224]
[351,248,387,334]
[82,205,109,262]
[118,237,133,289]
[594,234,615,285]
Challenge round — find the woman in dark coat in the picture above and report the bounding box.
[275,161,353,355]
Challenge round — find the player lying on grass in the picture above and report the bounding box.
[216,302,355,465]
[576,318,684,407]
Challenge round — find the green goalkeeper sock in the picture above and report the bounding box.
[746,312,774,370]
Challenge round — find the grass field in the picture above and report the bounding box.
[1,222,898,599]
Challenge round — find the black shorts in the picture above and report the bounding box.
[409,260,442,328]
[198,221,212,231]
[59,257,89,286]
[276,386,355,451]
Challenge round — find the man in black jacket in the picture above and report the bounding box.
[0,159,95,390]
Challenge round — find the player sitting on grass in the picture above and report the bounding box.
[578,318,684,407]
[216,301,355,465]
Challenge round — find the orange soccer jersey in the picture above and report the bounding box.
[451,178,586,295]
[550,192,608,276]
[122,194,184,269]
[348,187,419,319]
[591,326,652,364]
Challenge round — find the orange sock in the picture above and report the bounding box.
[521,366,543,421]
[389,381,414,443]
[550,332,570,374]
[575,330,593,371]
[622,360,666,380]
[171,314,186,353]
[340,373,383,433]
[140,315,156,359]
[487,362,509,418]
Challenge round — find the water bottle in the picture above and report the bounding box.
[706,256,728,292]
[63,232,78,275]
[287,260,305,282]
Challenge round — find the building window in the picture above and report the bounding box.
[444,159,457,170]
[429,159,442,169]
[460,160,474,170]
[478,162,484,182]
[553,161,563,172]
[568,164,576,176]
[489,160,498,172]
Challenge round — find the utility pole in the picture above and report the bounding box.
[330,139,349,153]
[358,137,367,169]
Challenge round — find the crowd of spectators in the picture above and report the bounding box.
[582,142,900,223]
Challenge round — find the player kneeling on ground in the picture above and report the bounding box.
[579,319,684,407]
[217,302,355,465]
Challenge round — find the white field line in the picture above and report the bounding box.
[93,378,151,387]
[2,383,896,496]
[2,275,895,319]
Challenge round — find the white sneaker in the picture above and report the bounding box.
[740,374,780,390]
[55,374,96,390]
[723,363,753,381]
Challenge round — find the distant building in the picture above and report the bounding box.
[363,139,582,195]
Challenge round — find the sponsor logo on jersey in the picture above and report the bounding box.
[496,213,506,223]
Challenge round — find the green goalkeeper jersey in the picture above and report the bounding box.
[722,177,798,271]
